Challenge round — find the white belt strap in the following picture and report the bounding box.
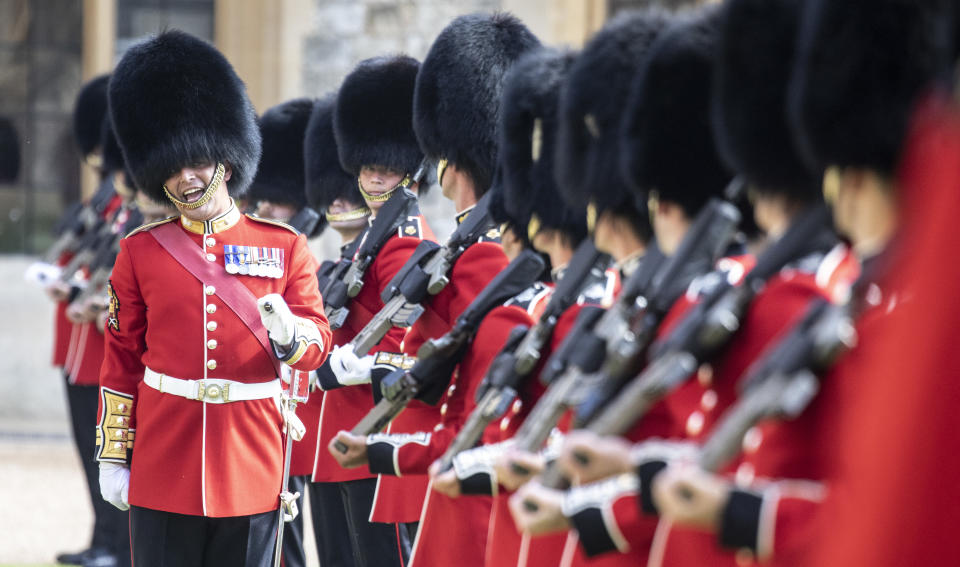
[144,367,281,404]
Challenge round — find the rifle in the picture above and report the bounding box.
[343,190,498,357]
[334,249,547,453]
[580,204,837,440]
[696,299,855,472]
[41,177,116,264]
[325,186,420,329]
[435,240,610,472]
[510,187,744,467]
[71,208,145,308]
[286,206,321,237]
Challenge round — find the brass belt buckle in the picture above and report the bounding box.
[196,380,231,402]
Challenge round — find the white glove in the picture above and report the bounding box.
[329,345,374,386]
[24,261,62,286]
[99,462,130,511]
[257,294,296,345]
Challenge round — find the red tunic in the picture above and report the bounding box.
[649,247,862,567]
[368,239,509,524]
[813,94,960,567]
[97,208,331,517]
[304,216,435,481]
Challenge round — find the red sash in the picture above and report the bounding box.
[150,222,282,376]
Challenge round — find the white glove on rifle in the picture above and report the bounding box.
[329,345,374,386]
[99,462,130,511]
[257,293,296,345]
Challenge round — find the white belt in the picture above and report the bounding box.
[144,367,281,404]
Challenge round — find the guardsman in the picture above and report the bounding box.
[244,97,319,567]
[319,54,438,566]
[427,46,619,567]
[301,93,373,567]
[495,12,671,567]
[327,12,542,567]
[96,30,331,567]
[54,75,130,567]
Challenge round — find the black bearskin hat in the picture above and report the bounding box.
[713,0,819,202]
[100,116,125,174]
[0,117,20,183]
[500,48,586,242]
[304,93,363,211]
[334,55,423,177]
[73,75,110,159]
[621,7,731,217]
[555,11,671,213]
[109,30,261,201]
[414,12,540,194]
[789,0,955,176]
[248,98,314,210]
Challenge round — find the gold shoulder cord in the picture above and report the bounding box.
[163,162,225,209]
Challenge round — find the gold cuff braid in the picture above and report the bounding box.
[96,388,134,462]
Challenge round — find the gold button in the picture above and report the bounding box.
[446,384,457,397]
[511,399,523,415]
[440,403,448,417]
[500,417,510,432]
[207,339,218,350]
[205,237,216,247]
[700,389,718,412]
[115,417,124,425]
[685,411,705,437]
[742,427,763,454]
[207,321,218,331]
[117,404,125,412]
[735,462,755,486]
[206,253,216,262]
[206,304,217,314]
[697,364,713,387]
[114,430,123,438]
[114,442,123,450]
[204,285,216,296]
[207,360,217,370]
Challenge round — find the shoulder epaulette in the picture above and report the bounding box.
[397,215,424,239]
[245,214,299,234]
[124,216,177,238]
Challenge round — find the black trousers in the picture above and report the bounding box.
[280,475,308,567]
[130,505,276,567]
[65,379,131,565]
[310,478,412,567]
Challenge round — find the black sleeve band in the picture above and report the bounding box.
[569,507,619,557]
[315,359,342,391]
[637,460,668,516]
[367,441,397,476]
[459,471,495,496]
[718,488,763,552]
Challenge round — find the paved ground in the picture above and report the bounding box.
[0,429,321,565]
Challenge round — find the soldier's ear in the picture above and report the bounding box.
[223,163,233,182]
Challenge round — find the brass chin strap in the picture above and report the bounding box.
[325,206,372,222]
[163,162,225,209]
[357,172,414,203]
